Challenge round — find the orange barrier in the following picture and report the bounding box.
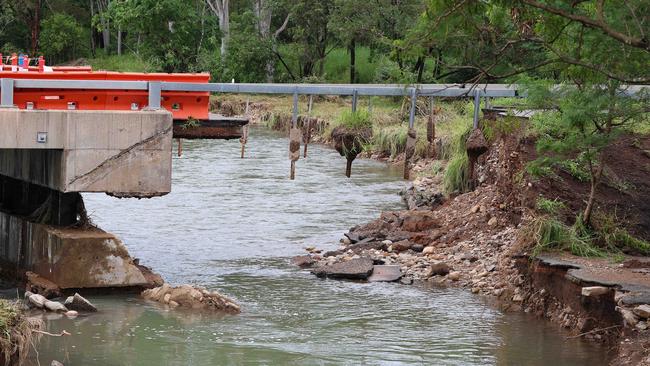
[0,69,210,120]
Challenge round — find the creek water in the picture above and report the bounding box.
[26,127,609,365]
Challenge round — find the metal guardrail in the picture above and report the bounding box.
[1,78,649,129]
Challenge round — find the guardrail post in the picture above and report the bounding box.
[368,97,373,113]
[473,89,481,129]
[147,82,162,110]
[0,78,15,108]
[404,88,418,180]
[308,95,313,114]
[351,90,358,112]
[289,92,301,180]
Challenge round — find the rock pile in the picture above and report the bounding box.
[142,284,240,314]
[24,291,95,318]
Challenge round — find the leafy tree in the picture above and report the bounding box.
[40,13,85,64]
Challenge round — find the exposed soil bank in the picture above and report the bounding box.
[294,129,649,365]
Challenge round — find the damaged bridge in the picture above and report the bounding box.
[0,69,248,290]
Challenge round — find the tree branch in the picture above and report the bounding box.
[521,0,649,51]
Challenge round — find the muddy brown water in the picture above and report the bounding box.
[19,127,610,365]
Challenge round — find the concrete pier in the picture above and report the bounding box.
[0,109,172,197]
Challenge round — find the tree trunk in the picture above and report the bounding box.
[583,154,604,225]
[219,0,230,56]
[349,38,356,84]
[30,0,41,55]
[117,26,122,55]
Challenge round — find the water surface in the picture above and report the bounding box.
[27,127,608,365]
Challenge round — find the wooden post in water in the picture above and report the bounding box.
[177,138,183,157]
[289,92,301,180]
[427,96,436,158]
[240,98,250,158]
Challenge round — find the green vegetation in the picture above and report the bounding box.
[535,197,566,216]
[0,300,42,366]
[87,54,150,72]
[337,110,372,130]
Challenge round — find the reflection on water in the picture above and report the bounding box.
[23,127,608,365]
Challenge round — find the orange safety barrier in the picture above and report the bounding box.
[0,69,210,120]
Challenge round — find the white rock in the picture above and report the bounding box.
[163,294,171,304]
[581,286,610,297]
[44,300,68,312]
[64,310,78,318]
[28,294,47,308]
[633,305,650,319]
[422,246,436,255]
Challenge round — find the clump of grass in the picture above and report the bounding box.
[535,197,566,216]
[371,124,408,157]
[338,110,373,130]
[441,115,472,194]
[529,216,605,257]
[593,212,650,255]
[0,300,43,366]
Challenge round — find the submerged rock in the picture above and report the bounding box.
[291,255,316,268]
[311,258,374,280]
[142,283,240,314]
[65,293,97,312]
[44,300,68,313]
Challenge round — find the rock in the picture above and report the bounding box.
[488,217,498,226]
[381,240,393,246]
[411,244,424,252]
[391,240,412,252]
[342,238,352,245]
[368,265,402,282]
[64,310,78,318]
[448,271,461,281]
[28,294,47,309]
[311,258,374,280]
[581,286,611,297]
[51,361,64,366]
[633,305,650,319]
[64,293,97,312]
[305,246,315,252]
[471,205,480,214]
[291,255,316,268]
[636,321,648,331]
[163,293,171,304]
[44,300,68,312]
[25,271,62,299]
[344,232,361,243]
[399,277,413,285]
[168,300,179,308]
[424,262,451,277]
[401,211,439,232]
[619,307,639,326]
[512,294,524,302]
[422,246,436,255]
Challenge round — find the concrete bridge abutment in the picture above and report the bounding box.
[0,109,171,290]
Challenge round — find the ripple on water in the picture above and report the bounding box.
[24,127,610,366]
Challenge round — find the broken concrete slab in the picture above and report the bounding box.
[368,265,402,282]
[581,286,611,297]
[311,258,374,280]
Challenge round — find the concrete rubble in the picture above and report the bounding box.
[142,283,240,314]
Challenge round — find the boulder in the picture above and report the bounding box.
[422,246,436,255]
[311,258,374,280]
[401,211,439,232]
[391,240,412,252]
[424,262,451,277]
[44,300,68,313]
[28,294,47,309]
[64,293,97,312]
[448,271,461,281]
[368,265,402,282]
[64,310,78,318]
[291,255,316,268]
